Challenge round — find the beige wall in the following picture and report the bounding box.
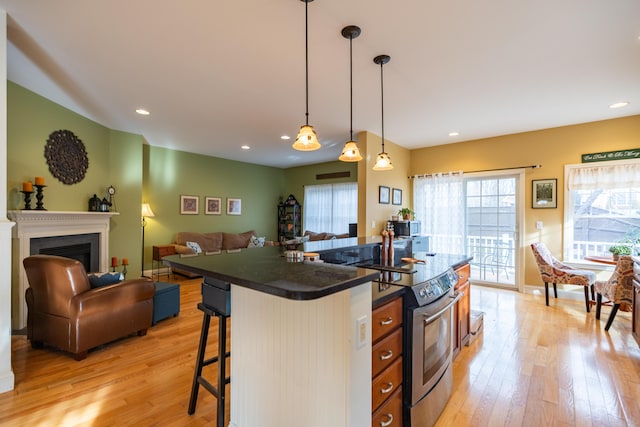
[358,131,411,237]
[409,115,640,286]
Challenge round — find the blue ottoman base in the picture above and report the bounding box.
[153,282,180,325]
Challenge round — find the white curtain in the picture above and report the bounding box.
[413,172,465,254]
[304,183,357,234]
[568,161,640,190]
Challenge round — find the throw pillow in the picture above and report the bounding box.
[248,235,266,248]
[186,241,202,253]
[88,272,123,288]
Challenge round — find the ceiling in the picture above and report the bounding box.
[1,0,639,169]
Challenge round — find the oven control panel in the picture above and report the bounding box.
[410,268,457,306]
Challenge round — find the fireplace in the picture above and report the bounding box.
[30,233,100,273]
[8,211,119,329]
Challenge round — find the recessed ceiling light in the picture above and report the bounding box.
[135,109,150,115]
[241,145,250,150]
[280,135,291,140]
[448,132,459,137]
[609,101,629,109]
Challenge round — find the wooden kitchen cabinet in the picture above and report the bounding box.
[372,296,403,426]
[453,263,471,359]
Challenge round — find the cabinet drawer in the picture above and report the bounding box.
[372,297,403,342]
[372,328,402,377]
[455,263,470,288]
[372,356,402,412]
[372,386,402,427]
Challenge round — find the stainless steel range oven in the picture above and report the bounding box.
[404,268,461,427]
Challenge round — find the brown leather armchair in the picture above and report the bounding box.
[23,254,155,360]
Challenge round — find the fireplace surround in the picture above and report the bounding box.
[8,211,118,329]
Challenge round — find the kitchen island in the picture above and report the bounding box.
[163,246,379,427]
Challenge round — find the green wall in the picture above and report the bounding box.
[142,145,285,267]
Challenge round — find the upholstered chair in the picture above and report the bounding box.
[530,242,597,311]
[595,255,635,331]
[23,254,155,360]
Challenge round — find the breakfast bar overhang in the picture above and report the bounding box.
[163,247,380,427]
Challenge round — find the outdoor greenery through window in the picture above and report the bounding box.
[303,183,357,235]
[564,160,640,262]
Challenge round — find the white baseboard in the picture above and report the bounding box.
[0,370,15,394]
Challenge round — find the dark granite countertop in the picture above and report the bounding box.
[162,246,379,301]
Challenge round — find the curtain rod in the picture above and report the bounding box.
[408,164,541,179]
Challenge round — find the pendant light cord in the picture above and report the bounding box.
[379,61,385,152]
[305,0,310,126]
[349,35,354,141]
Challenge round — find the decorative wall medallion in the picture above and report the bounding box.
[44,129,89,185]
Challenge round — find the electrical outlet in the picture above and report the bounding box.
[371,220,376,229]
[536,221,543,230]
[356,316,367,349]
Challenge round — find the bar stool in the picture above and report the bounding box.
[188,302,231,427]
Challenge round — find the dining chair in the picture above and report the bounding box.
[530,242,597,311]
[594,255,635,331]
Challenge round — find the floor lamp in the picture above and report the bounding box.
[141,203,155,278]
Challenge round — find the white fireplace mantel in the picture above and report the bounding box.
[8,210,119,329]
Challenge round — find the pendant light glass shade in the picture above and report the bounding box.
[293,0,320,152]
[373,54,393,171]
[339,25,362,162]
[373,152,393,171]
[293,124,321,151]
[339,141,362,161]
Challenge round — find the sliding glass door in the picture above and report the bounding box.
[466,174,519,288]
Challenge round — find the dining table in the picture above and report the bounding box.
[584,255,618,265]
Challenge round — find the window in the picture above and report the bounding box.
[303,182,357,234]
[564,159,640,262]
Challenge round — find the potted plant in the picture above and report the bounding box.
[398,208,414,220]
[608,243,632,260]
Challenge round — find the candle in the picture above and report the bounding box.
[122,258,128,266]
[22,182,33,192]
[34,176,45,186]
[111,257,118,267]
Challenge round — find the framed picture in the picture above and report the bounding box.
[180,195,199,214]
[532,179,557,209]
[392,188,402,205]
[227,198,242,215]
[379,186,390,204]
[205,197,222,215]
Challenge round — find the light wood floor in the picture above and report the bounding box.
[1,278,639,426]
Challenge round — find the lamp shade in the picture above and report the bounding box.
[373,152,393,171]
[292,125,321,151]
[339,141,362,162]
[141,203,155,218]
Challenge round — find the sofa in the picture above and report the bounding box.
[171,230,276,277]
[303,230,350,241]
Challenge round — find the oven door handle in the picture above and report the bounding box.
[423,292,463,325]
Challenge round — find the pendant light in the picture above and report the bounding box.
[293,0,321,151]
[338,25,362,162]
[373,54,393,171]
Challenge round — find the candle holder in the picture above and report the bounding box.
[34,185,47,211]
[20,190,34,210]
[122,263,128,279]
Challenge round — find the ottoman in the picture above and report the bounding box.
[153,282,180,325]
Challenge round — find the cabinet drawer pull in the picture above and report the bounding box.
[379,350,393,360]
[380,382,394,394]
[380,317,394,326]
[379,414,393,427]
